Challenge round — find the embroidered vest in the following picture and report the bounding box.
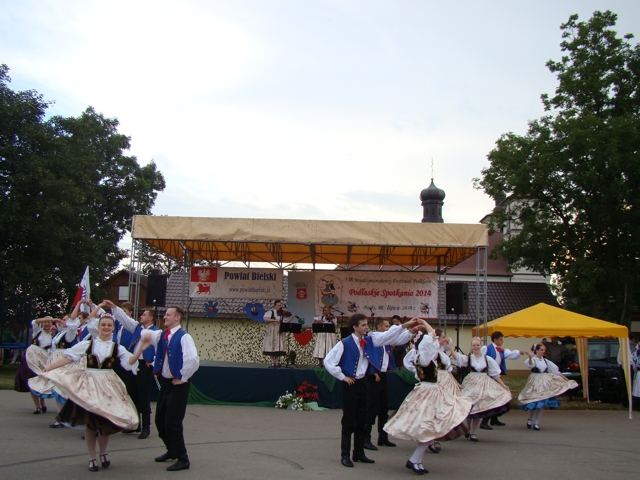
[467,355,490,375]
[154,329,187,378]
[54,332,76,350]
[338,336,381,377]
[128,324,159,363]
[415,359,437,383]
[86,340,119,370]
[486,344,508,375]
[531,358,549,373]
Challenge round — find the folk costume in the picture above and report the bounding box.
[312,314,338,360]
[262,308,288,357]
[518,356,578,430]
[365,343,396,448]
[148,325,200,467]
[324,325,412,465]
[15,320,53,394]
[384,333,472,474]
[112,306,158,438]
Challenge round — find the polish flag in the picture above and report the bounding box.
[72,267,91,312]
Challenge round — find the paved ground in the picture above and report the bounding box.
[0,390,637,479]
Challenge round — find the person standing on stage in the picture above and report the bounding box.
[312,306,338,367]
[363,317,397,451]
[144,306,199,472]
[479,331,524,429]
[104,299,159,439]
[263,300,289,367]
[324,314,416,468]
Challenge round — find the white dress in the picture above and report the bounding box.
[39,338,138,433]
[453,353,512,418]
[312,315,338,359]
[384,334,472,443]
[518,356,579,409]
[262,309,288,355]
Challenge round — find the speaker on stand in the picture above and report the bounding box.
[445,283,469,350]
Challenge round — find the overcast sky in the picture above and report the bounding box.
[3,0,639,226]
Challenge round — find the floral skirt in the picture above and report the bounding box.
[518,373,579,407]
[312,332,338,359]
[14,345,48,392]
[29,351,86,399]
[384,382,472,443]
[262,323,287,356]
[437,370,463,397]
[461,372,512,418]
[39,368,138,433]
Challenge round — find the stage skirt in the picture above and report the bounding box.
[518,373,579,409]
[461,372,512,419]
[437,370,463,397]
[312,332,338,359]
[384,382,472,444]
[262,322,287,356]
[14,345,48,392]
[28,351,85,399]
[40,368,138,434]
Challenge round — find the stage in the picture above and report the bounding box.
[186,361,418,409]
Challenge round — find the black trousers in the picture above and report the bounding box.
[126,361,154,416]
[156,376,190,460]
[365,372,389,438]
[341,378,367,455]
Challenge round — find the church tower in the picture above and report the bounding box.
[420,178,445,223]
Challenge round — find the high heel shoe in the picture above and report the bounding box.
[406,460,427,475]
[527,419,532,429]
[100,454,110,468]
[88,459,99,472]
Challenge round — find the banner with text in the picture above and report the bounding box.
[189,267,282,299]
[288,271,439,320]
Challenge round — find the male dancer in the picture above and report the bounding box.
[324,314,416,467]
[480,331,524,429]
[105,299,159,439]
[364,317,397,450]
[144,306,199,471]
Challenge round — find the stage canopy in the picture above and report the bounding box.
[131,216,488,271]
[472,303,631,416]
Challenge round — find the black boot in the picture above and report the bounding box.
[353,432,375,463]
[138,413,151,439]
[377,431,396,447]
[341,434,353,467]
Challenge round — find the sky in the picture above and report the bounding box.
[2,0,639,227]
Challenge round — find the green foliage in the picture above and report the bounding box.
[474,11,640,323]
[0,65,165,315]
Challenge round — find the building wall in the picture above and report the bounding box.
[187,317,339,366]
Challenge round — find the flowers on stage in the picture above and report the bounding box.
[275,381,320,411]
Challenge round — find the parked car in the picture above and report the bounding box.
[560,338,628,405]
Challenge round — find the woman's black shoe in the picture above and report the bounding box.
[88,459,99,472]
[406,460,427,474]
[428,443,439,454]
[100,454,110,468]
[469,434,479,442]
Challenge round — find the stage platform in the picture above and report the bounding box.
[187,361,417,409]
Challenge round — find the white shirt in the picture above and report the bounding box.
[111,306,156,356]
[524,356,560,374]
[453,352,502,378]
[324,325,413,381]
[146,326,200,382]
[481,343,522,364]
[31,320,53,349]
[64,337,138,374]
[402,333,440,380]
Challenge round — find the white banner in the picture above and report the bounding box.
[189,267,283,299]
[288,270,439,320]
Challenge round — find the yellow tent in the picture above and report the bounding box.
[472,303,632,418]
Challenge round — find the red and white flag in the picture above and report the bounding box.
[72,266,91,312]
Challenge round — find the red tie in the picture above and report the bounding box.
[164,329,170,341]
[497,347,504,353]
[360,337,366,349]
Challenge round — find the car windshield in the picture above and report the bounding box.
[588,343,607,361]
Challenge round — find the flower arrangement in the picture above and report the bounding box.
[275,381,320,411]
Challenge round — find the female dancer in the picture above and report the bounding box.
[518,343,579,430]
[385,321,472,474]
[312,306,338,367]
[452,337,511,442]
[15,317,56,413]
[262,300,292,367]
[41,314,149,472]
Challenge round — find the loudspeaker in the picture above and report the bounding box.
[445,283,468,315]
[146,274,167,307]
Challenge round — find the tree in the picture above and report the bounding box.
[474,11,640,323]
[0,65,166,315]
